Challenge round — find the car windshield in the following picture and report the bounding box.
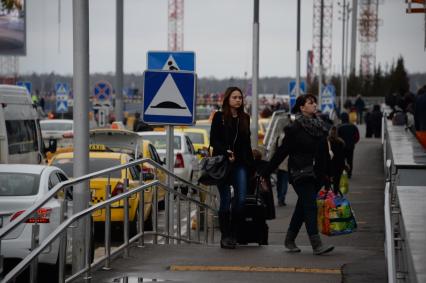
[140,135,181,150]
[41,122,73,131]
[185,132,204,144]
[51,158,122,178]
[0,173,40,196]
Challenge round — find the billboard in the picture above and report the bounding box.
[0,0,26,55]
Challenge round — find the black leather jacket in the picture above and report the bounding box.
[210,111,254,168]
[264,120,330,185]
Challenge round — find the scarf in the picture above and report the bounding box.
[295,113,328,137]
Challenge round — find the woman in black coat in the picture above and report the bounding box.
[261,94,334,255]
[210,86,254,249]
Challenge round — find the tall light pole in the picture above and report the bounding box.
[350,0,358,75]
[296,0,301,97]
[251,0,260,147]
[72,0,90,273]
[115,0,124,122]
[340,0,347,112]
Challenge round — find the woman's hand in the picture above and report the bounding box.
[227,150,235,163]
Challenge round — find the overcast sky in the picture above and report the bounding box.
[18,0,426,79]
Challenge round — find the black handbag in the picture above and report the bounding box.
[198,155,230,186]
[290,165,316,185]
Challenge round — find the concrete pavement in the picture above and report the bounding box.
[85,125,387,283]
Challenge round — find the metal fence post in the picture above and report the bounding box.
[177,186,181,244]
[30,224,40,283]
[58,199,68,283]
[103,177,112,270]
[84,215,92,282]
[123,174,129,258]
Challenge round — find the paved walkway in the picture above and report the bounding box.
[86,126,387,283]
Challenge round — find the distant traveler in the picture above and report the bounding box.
[210,86,254,249]
[337,112,360,178]
[133,112,153,132]
[270,132,289,206]
[354,94,366,124]
[414,85,426,131]
[260,94,334,255]
[328,126,346,191]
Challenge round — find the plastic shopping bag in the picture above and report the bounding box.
[317,187,357,236]
[339,170,349,194]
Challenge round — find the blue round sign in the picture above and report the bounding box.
[94,81,112,101]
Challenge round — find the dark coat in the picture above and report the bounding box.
[210,111,254,168]
[415,93,426,131]
[263,119,331,186]
[337,123,360,149]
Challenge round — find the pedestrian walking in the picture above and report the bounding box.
[210,86,254,249]
[354,94,366,124]
[414,85,426,131]
[260,94,334,255]
[337,112,360,178]
[328,126,346,191]
[133,112,153,132]
[270,132,289,206]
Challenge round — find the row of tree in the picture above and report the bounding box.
[308,56,423,98]
[16,56,425,98]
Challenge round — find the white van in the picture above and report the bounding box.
[0,85,47,164]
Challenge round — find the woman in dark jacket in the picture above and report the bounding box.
[261,94,334,255]
[210,86,253,249]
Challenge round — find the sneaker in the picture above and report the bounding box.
[278,200,286,206]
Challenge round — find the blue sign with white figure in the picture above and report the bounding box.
[147,51,196,71]
[288,80,306,111]
[55,82,69,113]
[142,70,196,125]
[17,81,32,94]
[321,84,336,113]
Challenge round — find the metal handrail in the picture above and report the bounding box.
[1,157,218,283]
[384,181,396,283]
[0,157,213,240]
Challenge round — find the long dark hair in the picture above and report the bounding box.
[221,86,250,134]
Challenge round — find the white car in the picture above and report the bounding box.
[138,131,199,184]
[40,119,74,148]
[0,164,70,265]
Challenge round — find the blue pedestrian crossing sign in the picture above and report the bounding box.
[320,84,336,113]
[55,82,69,113]
[17,81,32,94]
[142,70,196,125]
[147,51,195,71]
[288,80,306,111]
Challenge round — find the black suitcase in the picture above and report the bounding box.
[236,177,269,245]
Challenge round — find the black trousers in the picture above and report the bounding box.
[288,180,319,236]
[344,146,355,176]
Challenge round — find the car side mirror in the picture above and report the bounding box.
[162,157,167,165]
[142,172,155,181]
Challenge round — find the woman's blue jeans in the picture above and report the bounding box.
[216,164,248,215]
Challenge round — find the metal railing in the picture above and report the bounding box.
[0,158,218,283]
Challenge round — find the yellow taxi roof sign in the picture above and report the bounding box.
[89,144,107,151]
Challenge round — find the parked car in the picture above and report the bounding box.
[49,149,154,237]
[176,127,210,159]
[0,164,71,266]
[0,85,47,164]
[40,119,74,149]
[137,131,199,185]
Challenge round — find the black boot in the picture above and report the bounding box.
[218,211,235,249]
[309,234,334,255]
[284,230,301,253]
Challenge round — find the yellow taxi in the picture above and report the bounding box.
[49,148,153,236]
